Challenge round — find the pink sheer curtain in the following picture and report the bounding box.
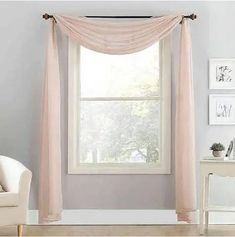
[175,18,196,222]
[39,21,62,224]
[39,15,196,223]
[55,15,181,54]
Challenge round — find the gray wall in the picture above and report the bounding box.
[0,1,234,209]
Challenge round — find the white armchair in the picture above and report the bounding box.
[0,156,32,237]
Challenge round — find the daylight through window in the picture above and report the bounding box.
[80,43,160,164]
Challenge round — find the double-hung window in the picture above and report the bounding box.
[68,37,171,174]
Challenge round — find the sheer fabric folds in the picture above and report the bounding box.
[39,15,196,223]
[55,15,181,54]
[39,21,62,224]
[175,19,196,223]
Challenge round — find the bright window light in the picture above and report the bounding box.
[79,44,160,164]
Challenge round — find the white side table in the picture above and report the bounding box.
[200,159,235,234]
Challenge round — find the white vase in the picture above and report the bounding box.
[212,150,223,158]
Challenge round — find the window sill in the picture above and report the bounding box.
[68,164,171,175]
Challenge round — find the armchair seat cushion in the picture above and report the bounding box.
[0,192,18,207]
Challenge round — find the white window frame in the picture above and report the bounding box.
[68,37,171,174]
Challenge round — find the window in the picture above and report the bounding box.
[68,37,171,174]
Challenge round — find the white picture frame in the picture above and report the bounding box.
[209,94,235,125]
[209,58,235,89]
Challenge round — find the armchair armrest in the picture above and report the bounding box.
[0,156,32,226]
[18,169,32,208]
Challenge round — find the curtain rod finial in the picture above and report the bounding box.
[190,13,197,20]
[184,13,197,20]
[180,13,197,24]
[43,13,53,20]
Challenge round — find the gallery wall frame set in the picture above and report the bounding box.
[209,58,235,125]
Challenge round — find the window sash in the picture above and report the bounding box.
[68,38,171,174]
[80,96,160,101]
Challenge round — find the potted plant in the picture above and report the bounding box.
[210,143,225,158]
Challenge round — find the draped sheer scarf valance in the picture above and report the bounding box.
[55,15,182,54]
[39,14,196,224]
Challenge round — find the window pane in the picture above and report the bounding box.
[79,100,160,164]
[80,43,160,97]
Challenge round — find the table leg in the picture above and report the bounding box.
[205,174,211,233]
[200,174,206,235]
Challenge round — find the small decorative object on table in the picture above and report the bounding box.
[225,140,234,158]
[210,142,225,158]
[233,137,235,158]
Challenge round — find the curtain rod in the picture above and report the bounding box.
[42,13,197,22]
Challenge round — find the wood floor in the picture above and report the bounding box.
[1,225,235,236]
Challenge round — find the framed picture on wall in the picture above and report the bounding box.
[209,94,235,125]
[209,58,235,89]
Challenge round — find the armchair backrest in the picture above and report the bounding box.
[0,156,31,193]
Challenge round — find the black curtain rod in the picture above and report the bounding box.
[42,13,197,21]
[86,16,153,18]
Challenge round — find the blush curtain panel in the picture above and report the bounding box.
[39,21,62,223]
[39,15,196,224]
[175,19,196,222]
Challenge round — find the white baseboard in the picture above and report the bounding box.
[28,209,178,225]
[28,209,235,225]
